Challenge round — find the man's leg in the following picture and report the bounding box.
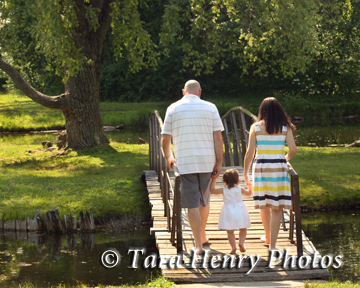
[199,204,210,244]
[187,207,202,253]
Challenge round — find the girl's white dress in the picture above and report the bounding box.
[218,185,251,230]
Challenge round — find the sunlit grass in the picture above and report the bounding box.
[0,93,170,131]
[289,147,360,208]
[0,94,64,131]
[17,275,174,288]
[0,139,150,221]
[304,281,360,288]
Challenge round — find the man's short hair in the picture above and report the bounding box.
[184,80,201,94]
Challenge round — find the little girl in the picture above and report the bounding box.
[210,169,252,254]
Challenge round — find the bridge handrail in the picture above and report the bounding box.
[149,110,182,255]
[149,107,302,258]
[221,106,258,122]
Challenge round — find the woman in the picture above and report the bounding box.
[244,97,297,250]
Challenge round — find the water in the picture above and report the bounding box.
[0,229,159,287]
[1,125,359,147]
[302,210,360,282]
[0,212,358,286]
[293,124,360,147]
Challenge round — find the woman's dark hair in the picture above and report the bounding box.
[258,97,296,134]
[223,169,239,189]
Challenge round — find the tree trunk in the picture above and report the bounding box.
[63,61,109,149]
[0,1,113,149]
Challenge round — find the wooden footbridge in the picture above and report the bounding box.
[145,108,329,283]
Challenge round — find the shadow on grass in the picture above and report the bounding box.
[0,144,151,220]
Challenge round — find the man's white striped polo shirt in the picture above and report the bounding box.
[162,94,224,175]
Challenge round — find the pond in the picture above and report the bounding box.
[293,124,360,147]
[302,210,360,283]
[0,211,358,286]
[1,124,359,147]
[0,228,159,287]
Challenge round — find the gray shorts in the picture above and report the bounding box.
[180,173,212,209]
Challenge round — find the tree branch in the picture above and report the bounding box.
[96,0,114,44]
[0,56,69,109]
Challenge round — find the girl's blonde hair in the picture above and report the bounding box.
[223,169,239,188]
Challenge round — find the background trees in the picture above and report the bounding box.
[1,0,359,144]
[98,0,360,102]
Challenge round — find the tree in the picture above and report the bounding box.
[161,0,320,79]
[0,0,156,148]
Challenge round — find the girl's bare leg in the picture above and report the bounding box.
[227,230,236,254]
[270,208,282,250]
[238,229,247,253]
[260,207,271,244]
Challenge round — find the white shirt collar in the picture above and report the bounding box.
[183,94,199,99]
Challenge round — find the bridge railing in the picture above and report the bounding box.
[149,111,183,256]
[221,106,303,257]
[149,107,302,258]
[221,106,258,167]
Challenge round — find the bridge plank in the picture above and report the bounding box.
[144,169,329,283]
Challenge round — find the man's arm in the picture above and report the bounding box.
[161,134,176,170]
[212,130,223,179]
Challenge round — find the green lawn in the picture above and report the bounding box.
[0,135,150,221]
[289,147,360,208]
[0,93,170,131]
[1,93,359,221]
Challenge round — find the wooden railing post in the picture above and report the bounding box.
[238,110,248,165]
[222,119,232,166]
[149,115,153,170]
[149,110,183,255]
[174,174,183,255]
[287,163,303,258]
[230,110,240,166]
[293,174,303,257]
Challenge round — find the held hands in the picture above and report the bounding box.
[247,182,253,197]
[212,163,222,179]
[244,173,251,187]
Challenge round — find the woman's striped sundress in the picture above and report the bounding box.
[252,122,292,210]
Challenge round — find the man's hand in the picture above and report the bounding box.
[212,163,222,179]
[162,134,176,170]
[167,156,176,170]
[212,130,223,179]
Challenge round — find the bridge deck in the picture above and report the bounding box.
[145,167,330,283]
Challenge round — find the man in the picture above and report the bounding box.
[161,80,224,253]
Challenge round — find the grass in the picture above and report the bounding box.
[0,94,170,131]
[0,94,64,131]
[289,147,360,208]
[17,275,174,288]
[1,93,359,220]
[304,281,360,288]
[16,280,360,288]
[0,134,151,221]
